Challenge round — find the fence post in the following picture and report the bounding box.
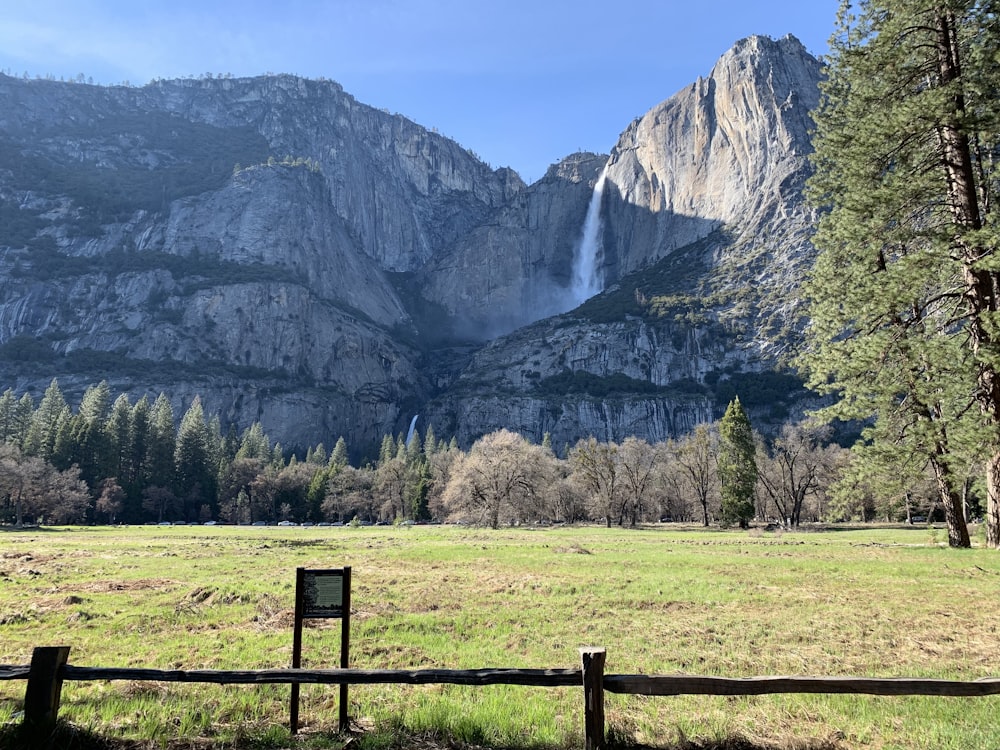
[580,647,606,750]
[23,646,71,742]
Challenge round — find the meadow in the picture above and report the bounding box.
[1,523,998,749]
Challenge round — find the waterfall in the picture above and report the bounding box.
[405,415,419,446]
[569,164,609,306]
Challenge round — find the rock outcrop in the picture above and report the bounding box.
[0,35,823,456]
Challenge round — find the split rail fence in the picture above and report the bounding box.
[4,646,1000,750]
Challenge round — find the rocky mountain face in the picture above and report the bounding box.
[0,35,823,457]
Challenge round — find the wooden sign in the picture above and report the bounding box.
[301,569,346,618]
[291,566,352,733]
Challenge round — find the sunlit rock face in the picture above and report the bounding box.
[604,34,821,274]
[0,35,823,455]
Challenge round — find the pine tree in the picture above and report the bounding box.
[405,431,422,464]
[423,425,437,455]
[147,394,176,492]
[23,379,67,460]
[125,396,152,523]
[307,443,327,465]
[236,422,269,461]
[801,0,1000,546]
[0,389,17,443]
[13,393,34,449]
[175,398,217,519]
[377,434,396,467]
[718,398,757,529]
[107,394,133,482]
[71,381,113,492]
[329,437,349,469]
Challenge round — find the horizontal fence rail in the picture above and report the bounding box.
[5,647,1000,750]
[62,665,584,687]
[603,674,1000,697]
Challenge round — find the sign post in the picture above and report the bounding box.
[291,566,351,733]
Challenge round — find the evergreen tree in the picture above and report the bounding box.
[306,465,332,520]
[71,381,113,491]
[329,437,349,469]
[408,459,431,521]
[13,393,34,448]
[106,394,133,482]
[423,425,437,455]
[125,396,152,523]
[541,432,554,454]
[801,0,1000,546]
[405,431,422,464]
[0,389,17,443]
[175,397,216,519]
[236,422,269,461]
[718,398,757,529]
[307,443,327,465]
[147,394,176,494]
[50,406,74,469]
[23,379,67,460]
[377,434,396,466]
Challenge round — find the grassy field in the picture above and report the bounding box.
[1,523,998,749]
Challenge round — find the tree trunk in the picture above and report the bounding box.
[930,456,971,548]
[934,10,1000,547]
[985,451,1000,548]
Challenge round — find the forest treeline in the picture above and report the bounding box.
[0,379,981,530]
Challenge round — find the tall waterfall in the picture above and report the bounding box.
[569,164,609,306]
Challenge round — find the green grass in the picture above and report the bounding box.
[1,524,998,749]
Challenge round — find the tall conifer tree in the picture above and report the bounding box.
[801,0,1000,546]
[23,379,67,460]
[718,398,758,529]
[175,397,216,519]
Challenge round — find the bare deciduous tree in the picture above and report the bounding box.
[441,429,550,528]
[322,465,376,523]
[618,437,659,526]
[569,437,622,526]
[670,423,719,526]
[757,423,847,526]
[0,443,90,526]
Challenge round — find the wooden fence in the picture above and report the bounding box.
[4,646,1000,750]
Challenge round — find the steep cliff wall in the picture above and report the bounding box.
[0,35,824,454]
[414,152,606,338]
[604,35,820,274]
[422,36,822,446]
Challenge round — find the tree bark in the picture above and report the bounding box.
[929,456,971,548]
[985,451,1000,548]
[934,8,1000,547]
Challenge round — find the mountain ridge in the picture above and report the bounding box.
[0,34,822,457]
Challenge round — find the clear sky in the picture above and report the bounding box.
[0,0,840,184]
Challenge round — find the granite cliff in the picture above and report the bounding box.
[0,35,823,456]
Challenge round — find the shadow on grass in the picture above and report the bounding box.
[0,723,845,750]
[0,723,146,750]
[609,738,843,750]
[0,525,63,533]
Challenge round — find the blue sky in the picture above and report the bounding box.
[0,0,839,183]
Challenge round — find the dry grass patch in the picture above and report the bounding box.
[1,524,998,749]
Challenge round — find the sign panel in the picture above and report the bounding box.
[301,569,346,618]
[291,566,352,734]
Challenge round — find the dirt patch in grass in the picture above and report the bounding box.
[80,579,179,592]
